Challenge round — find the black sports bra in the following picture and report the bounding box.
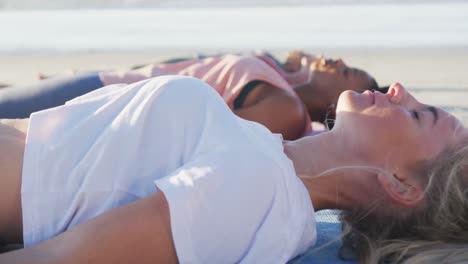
[233,80,263,110]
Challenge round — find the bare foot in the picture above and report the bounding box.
[37,72,49,80]
[37,69,78,81]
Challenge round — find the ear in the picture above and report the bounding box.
[377,172,424,207]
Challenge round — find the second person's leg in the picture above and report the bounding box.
[0,72,104,118]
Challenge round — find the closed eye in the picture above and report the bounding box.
[411,110,420,121]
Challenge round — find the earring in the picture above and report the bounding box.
[324,103,336,130]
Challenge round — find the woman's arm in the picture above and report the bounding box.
[0,192,178,264]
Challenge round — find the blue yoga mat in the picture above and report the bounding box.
[289,210,355,264]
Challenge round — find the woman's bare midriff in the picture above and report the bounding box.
[0,118,29,244]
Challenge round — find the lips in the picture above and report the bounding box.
[362,90,374,105]
[370,92,375,104]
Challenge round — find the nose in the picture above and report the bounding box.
[387,83,406,104]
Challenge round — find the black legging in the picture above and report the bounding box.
[0,72,104,118]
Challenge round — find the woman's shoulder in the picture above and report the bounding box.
[239,82,307,140]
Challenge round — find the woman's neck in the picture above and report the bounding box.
[294,82,330,123]
[283,131,378,211]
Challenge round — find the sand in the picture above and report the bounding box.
[1,47,467,114]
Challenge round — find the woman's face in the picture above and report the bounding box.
[334,83,466,171]
[310,57,376,104]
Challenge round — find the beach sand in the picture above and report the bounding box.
[1,47,467,115]
[2,47,468,87]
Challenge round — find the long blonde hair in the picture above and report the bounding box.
[340,138,468,263]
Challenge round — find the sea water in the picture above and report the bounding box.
[0,2,467,53]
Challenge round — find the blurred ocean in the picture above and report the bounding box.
[0,2,467,53]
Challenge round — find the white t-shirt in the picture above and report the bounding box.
[21,76,316,263]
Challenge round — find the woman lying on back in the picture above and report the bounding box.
[0,77,466,263]
[0,51,381,139]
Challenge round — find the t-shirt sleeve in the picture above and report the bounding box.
[154,150,279,264]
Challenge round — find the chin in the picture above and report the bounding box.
[335,90,359,113]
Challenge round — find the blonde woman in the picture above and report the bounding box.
[0,76,466,263]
